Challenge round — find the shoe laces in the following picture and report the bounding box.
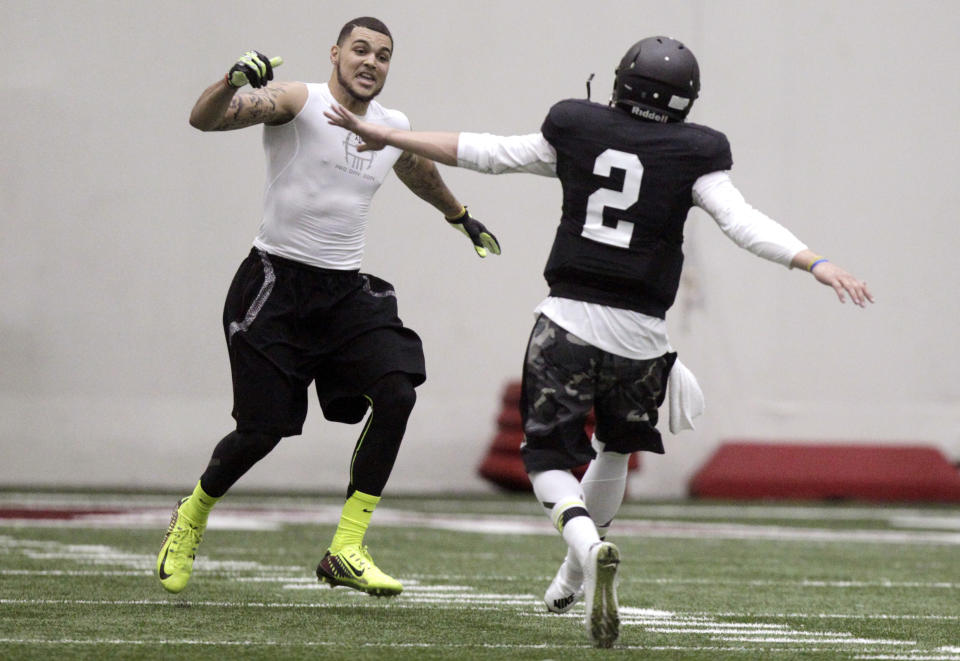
[334,544,364,564]
[339,545,382,574]
[170,520,204,563]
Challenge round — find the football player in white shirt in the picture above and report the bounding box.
[157,17,500,599]
[325,35,873,647]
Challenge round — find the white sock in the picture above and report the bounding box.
[561,547,581,577]
[556,437,629,575]
[561,515,600,568]
[581,435,629,536]
[557,550,584,587]
[530,469,600,569]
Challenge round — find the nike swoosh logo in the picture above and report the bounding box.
[158,548,173,580]
[342,557,364,577]
[362,508,374,513]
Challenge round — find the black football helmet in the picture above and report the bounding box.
[612,36,700,122]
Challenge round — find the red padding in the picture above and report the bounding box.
[478,451,536,491]
[689,441,960,502]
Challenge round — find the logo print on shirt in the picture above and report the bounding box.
[343,132,377,171]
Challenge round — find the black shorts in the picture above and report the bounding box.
[520,314,676,473]
[222,248,426,436]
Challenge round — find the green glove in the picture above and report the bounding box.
[227,51,283,89]
[446,206,501,258]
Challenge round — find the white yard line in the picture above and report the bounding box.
[2,638,957,659]
[628,577,960,589]
[2,492,957,521]
[688,611,960,622]
[0,593,932,654]
[3,507,960,544]
[2,597,957,623]
[4,567,957,591]
[856,655,960,661]
[2,493,958,528]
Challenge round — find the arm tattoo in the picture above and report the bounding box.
[393,151,458,212]
[214,84,289,131]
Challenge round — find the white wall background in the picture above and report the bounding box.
[2,0,958,497]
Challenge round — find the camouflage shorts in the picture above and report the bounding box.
[520,314,677,473]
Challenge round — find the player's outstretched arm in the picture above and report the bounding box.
[326,104,500,257]
[392,152,500,258]
[791,249,874,307]
[190,51,305,131]
[324,104,460,165]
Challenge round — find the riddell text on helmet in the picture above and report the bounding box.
[630,107,669,123]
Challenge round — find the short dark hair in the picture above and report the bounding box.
[337,17,393,48]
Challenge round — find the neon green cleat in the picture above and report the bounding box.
[316,545,403,597]
[156,497,205,594]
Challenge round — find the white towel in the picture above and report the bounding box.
[666,358,705,434]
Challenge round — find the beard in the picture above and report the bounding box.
[336,64,384,103]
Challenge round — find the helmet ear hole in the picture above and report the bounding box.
[612,36,700,122]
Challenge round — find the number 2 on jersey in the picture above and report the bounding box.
[582,149,643,248]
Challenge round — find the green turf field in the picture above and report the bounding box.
[1,491,958,660]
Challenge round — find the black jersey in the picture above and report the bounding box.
[540,99,732,318]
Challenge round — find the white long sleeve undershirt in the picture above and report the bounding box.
[456,131,808,360]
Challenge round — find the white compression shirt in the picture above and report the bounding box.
[457,131,808,359]
[253,83,409,270]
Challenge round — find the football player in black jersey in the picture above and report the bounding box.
[326,35,873,647]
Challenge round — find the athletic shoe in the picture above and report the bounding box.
[582,541,620,648]
[156,497,205,594]
[316,545,403,597]
[544,558,583,613]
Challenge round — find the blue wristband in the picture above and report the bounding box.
[809,258,829,271]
